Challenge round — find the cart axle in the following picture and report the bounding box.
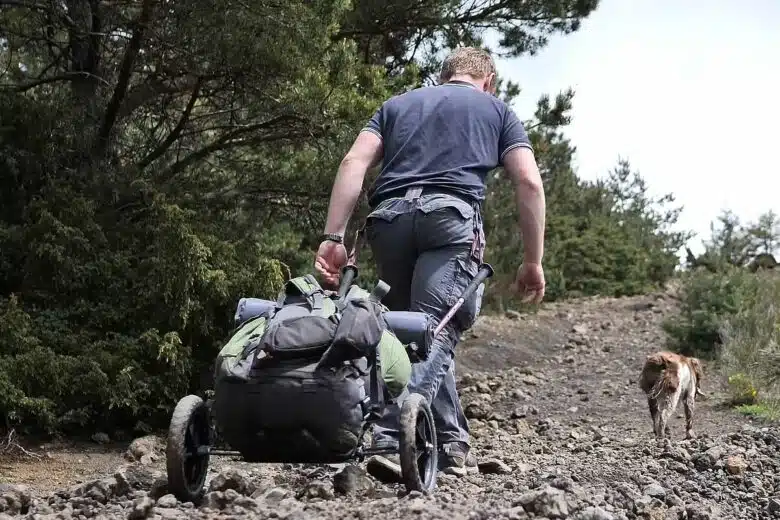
[193,446,240,457]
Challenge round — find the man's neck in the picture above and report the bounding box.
[445,75,483,90]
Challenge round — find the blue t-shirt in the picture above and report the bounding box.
[362,80,533,208]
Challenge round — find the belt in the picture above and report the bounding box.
[372,185,479,208]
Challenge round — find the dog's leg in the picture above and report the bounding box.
[656,403,670,442]
[648,397,659,437]
[657,388,681,443]
[664,402,672,437]
[684,391,696,440]
[655,395,671,442]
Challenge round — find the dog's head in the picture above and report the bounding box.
[689,357,706,398]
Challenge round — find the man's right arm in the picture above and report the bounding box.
[499,106,546,265]
[502,146,545,265]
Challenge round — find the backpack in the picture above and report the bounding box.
[211,274,411,463]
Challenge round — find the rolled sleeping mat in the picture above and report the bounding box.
[383,310,431,347]
[234,297,276,327]
[234,299,432,347]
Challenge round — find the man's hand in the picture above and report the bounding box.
[314,240,348,289]
[513,262,545,304]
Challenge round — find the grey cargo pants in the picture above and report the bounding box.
[365,187,486,452]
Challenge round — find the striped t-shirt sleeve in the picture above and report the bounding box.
[361,106,384,140]
[499,106,533,162]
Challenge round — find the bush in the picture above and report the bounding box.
[662,267,758,359]
[0,189,288,436]
[727,373,759,406]
[0,294,193,434]
[719,271,780,407]
[664,267,780,415]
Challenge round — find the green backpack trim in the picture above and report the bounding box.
[377,330,412,398]
[214,315,268,382]
[219,316,267,359]
[275,274,336,318]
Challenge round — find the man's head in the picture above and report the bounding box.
[439,47,497,94]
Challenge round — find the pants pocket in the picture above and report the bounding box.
[452,254,484,332]
[418,206,474,251]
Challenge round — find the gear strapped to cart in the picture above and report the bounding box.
[165,261,494,502]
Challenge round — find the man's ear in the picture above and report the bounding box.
[484,73,497,94]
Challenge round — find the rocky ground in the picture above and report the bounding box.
[2,288,780,519]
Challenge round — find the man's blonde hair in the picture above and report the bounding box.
[439,47,496,83]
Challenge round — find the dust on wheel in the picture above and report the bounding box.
[399,392,438,493]
[166,394,211,502]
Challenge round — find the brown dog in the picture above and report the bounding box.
[639,351,705,442]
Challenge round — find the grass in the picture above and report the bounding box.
[735,403,780,422]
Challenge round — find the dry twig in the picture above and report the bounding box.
[0,429,41,459]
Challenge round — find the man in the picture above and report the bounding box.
[313,47,546,476]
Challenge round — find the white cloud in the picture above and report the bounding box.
[492,0,780,254]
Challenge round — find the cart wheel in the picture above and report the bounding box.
[166,395,211,502]
[399,392,438,493]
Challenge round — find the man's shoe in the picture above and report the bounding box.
[439,443,478,476]
[366,454,402,483]
[365,440,402,483]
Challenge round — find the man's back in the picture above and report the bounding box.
[364,80,532,207]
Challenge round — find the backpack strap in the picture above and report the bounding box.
[275,274,333,317]
[276,275,319,305]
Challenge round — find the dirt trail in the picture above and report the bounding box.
[2,289,777,519]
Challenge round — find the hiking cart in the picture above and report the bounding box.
[165,262,494,502]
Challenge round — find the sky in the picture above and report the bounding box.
[490,0,780,256]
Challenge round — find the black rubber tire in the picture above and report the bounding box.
[399,392,438,493]
[166,394,211,502]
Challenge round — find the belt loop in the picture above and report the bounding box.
[404,187,423,200]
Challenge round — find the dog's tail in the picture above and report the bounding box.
[639,353,679,398]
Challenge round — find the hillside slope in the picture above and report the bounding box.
[2,289,778,520]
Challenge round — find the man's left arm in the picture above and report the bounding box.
[323,128,383,237]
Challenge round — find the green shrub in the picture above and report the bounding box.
[662,267,758,359]
[0,190,288,436]
[666,266,780,416]
[0,294,192,434]
[727,373,759,406]
[719,271,780,407]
